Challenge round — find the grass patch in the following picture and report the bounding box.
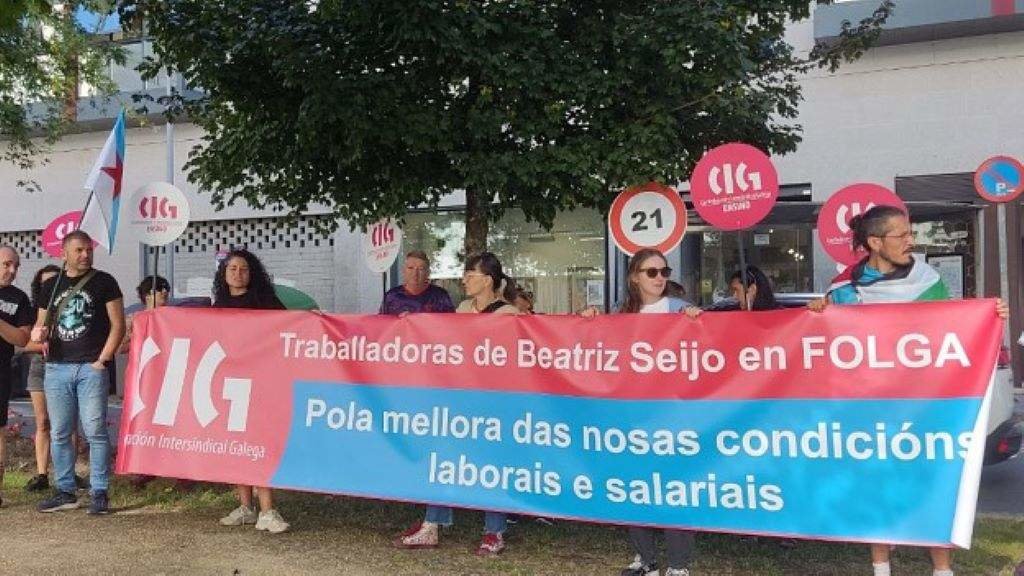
[3,468,1022,575]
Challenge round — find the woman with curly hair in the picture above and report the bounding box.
[212,249,283,310]
[212,249,289,534]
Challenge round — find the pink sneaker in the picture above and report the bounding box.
[393,521,439,549]
[475,532,505,556]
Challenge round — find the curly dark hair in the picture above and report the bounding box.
[30,264,62,308]
[213,249,275,305]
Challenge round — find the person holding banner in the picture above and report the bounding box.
[583,247,696,576]
[684,265,801,552]
[379,250,455,316]
[31,231,125,516]
[809,205,1008,576]
[395,251,519,556]
[685,265,780,314]
[212,249,291,534]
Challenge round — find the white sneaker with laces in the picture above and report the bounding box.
[665,569,690,576]
[219,505,257,526]
[255,509,290,533]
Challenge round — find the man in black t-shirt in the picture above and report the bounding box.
[31,231,124,516]
[0,246,32,506]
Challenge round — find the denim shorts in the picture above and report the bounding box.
[26,354,45,393]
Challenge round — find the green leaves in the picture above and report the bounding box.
[1,1,123,180]
[122,0,888,244]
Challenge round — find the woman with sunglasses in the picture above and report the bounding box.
[583,247,690,316]
[395,251,519,556]
[583,247,695,576]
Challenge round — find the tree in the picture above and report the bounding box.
[120,0,891,254]
[1,1,123,188]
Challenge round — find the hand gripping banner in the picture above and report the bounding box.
[116,301,1002,547]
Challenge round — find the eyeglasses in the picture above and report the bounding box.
[639,266,672,279]
[872,232,913,241]
[462,271,486,280]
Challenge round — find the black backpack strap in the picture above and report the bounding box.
[481,300,509,314]
[45,269,97,332]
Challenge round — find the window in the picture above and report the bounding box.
[403,209,606,314]
[696,226,814,304]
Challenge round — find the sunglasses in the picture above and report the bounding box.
[639,266,672,279]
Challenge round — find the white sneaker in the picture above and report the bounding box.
[394,521,439,548]
[255,509,290,533]
[665,569,690,576]
[621,555,659,576]
[219,505,257,526]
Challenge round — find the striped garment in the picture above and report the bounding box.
[828,255,950,304]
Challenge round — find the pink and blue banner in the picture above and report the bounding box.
[116,301,1002,547]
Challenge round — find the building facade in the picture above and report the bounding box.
[1,2,1022,374]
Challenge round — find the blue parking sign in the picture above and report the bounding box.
[974,155,1024,203]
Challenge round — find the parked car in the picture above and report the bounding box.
[985,347,1022,465]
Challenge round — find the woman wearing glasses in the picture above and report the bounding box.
[583,247,695,576]
[583,247,691,316]
[395,251,519,556]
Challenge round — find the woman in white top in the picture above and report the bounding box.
[583,248,695,576]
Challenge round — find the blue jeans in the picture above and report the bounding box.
[44,363,110,494]
[425,505,507,534]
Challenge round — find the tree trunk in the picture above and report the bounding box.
[59,5,78,122]
[464,186,488,256]
[63,59,78,123]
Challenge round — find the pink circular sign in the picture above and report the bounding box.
[40,211,90,258]
[817,183,907,266]
[689,142,779,230]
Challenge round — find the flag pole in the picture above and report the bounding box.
[151,245,159,310]
[737,231,750,310]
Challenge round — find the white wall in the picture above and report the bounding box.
[772,29,1024,289]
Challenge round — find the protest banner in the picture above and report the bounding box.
[116,302,1001,547]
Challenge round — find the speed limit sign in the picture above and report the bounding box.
[608,182,687,255]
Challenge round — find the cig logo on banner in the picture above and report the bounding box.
[130,337,252,432]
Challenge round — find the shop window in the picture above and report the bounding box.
[913,218,976,299]
[696,227,814,304]
[403,209,606,314]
